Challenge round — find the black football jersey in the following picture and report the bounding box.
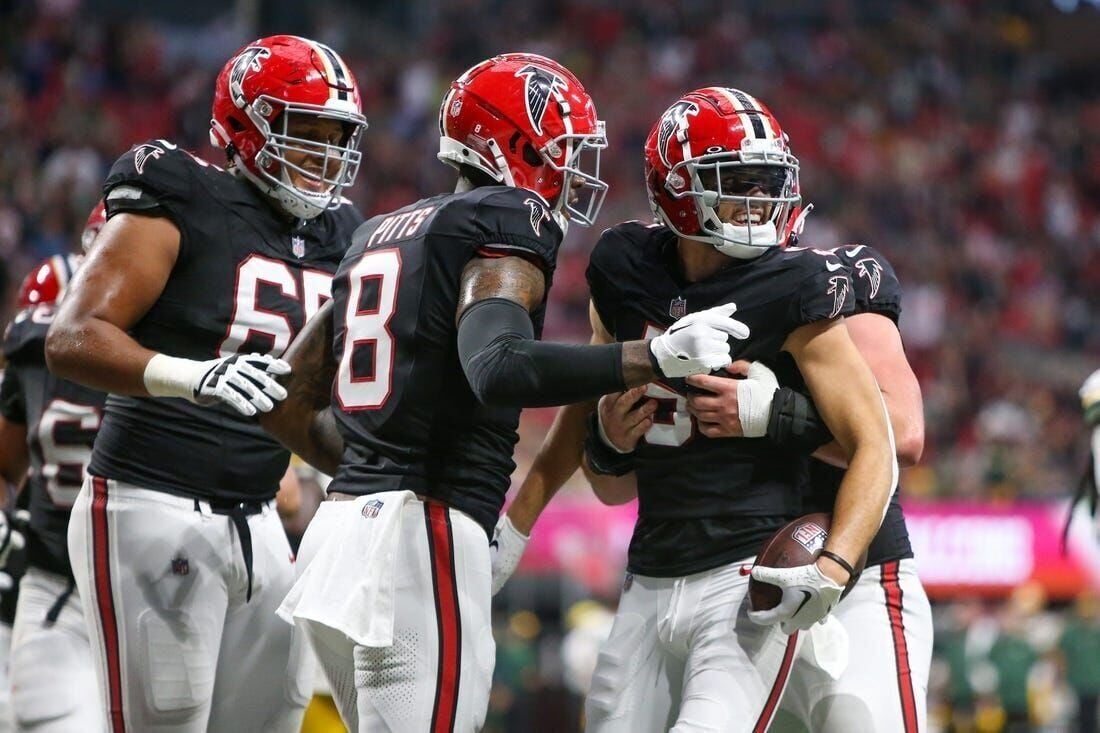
[2,305,106,577]
[87,139,362,502]
[796,244,913,566]
[327,186,562,537]
[587,222,855,576]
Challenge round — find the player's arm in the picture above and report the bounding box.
[258,301,343,476]
[507,302,644,533]
[811,312,923,468]
[47,211,288,417]
[0,369,29,487]
[455,257,744,408]
[276,464,303,519]
[785,318,897,581]
[45,213,180,394]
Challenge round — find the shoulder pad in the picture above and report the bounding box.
[103,140,194,217]
[829,244,901,321]
[468,187,563,275]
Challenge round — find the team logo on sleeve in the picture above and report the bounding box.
[525,197,550,235]
[854,258,883,299]
[656,101,699,168]
[827,275,849,318]
[515,64,565,136]
[228,46,272,107]
[133,143,167,175]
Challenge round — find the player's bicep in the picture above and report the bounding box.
[589,300,614,345]
[56,213,179,332]
[783,319,884,456]
[280,299,337,410]
[456,255,547,323]
[845,312,924,464]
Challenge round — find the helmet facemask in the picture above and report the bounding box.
[541,120,608,229]
[244,98,366,220]
[664,140,800,259]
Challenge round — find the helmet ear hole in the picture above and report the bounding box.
[521,142,542,167]
[228,116,246,133]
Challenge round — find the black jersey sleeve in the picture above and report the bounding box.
[102,140,193,222]
[471,188,563,275]
[789,255,855,326]
[839,245,902,323]
[585,224,638,335]
[0,368,26,424]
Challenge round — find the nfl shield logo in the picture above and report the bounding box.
[362,499,384,519]
[792,522,828,553]
[171,556,190,576]
[291,236,306,258]
[669,296,688,319]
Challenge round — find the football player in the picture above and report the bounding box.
[259,55,745,732]
[500,87,898,732]
[681,243,933,732]
[0,204,108,732]
[44,35,366,733]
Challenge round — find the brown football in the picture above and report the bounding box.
[748,512,867,612]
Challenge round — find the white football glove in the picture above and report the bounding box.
[489,515,529,595]
[748,562,844,635]
[1081,368,1100,426]
[144,352,291,417]
[736,361,780,438]
[649,303,750,379]
[0,510,27,572]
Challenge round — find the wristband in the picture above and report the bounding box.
[584,411,636,476]
[142,354,207,402]
[818,549,856,579]
[766,387,833,451]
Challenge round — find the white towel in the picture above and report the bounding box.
[801,616,850,680]
[277,491,416,647]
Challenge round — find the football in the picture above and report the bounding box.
[748,512,867,612]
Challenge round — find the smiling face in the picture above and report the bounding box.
[698,164,789,225]
[280,114,354,194]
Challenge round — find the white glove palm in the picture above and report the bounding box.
[489,515,529,595]
[193,353,291,416]
[649,303,750,379]
[736,361,779,438]
[748,562,844,634]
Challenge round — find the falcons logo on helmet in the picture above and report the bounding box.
[827,275,849,318]
[515,64,565,136]
[656,101,699,168]
[228,46,271,107]
[854,258,883,300]
[525,197,550,235]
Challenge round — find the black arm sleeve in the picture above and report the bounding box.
[766,387,834,451]
[0,369,26,424]
[457,298,626,408]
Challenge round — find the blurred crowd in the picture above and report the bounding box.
[2,0,1099,730]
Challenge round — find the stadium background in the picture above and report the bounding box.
[2,0,1099,730]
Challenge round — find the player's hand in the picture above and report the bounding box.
[490,515,529,595]
[194,353,291,416]
[0,510,28,570]
[748,560,845,634]
[685,360,779,438]
[597,387,656,452]
[649,303,750,379]
[1081,368,1100,426]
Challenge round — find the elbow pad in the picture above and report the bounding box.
[766,387,834,451]
[457,298,625,408]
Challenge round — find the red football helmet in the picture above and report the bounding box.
[438,53,608,228]
[645,87,804,259]
[81,200,106,253]
[210,35,367,220]
[16,254,83,309]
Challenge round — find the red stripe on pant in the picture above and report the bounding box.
[753,630,799,733]
[91,477,126,733]
[881,561,919,732]
[425,503,462,733]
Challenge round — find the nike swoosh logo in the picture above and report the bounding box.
[489,539,499,550]
[794,590,813,617]
[825,261,844,272]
